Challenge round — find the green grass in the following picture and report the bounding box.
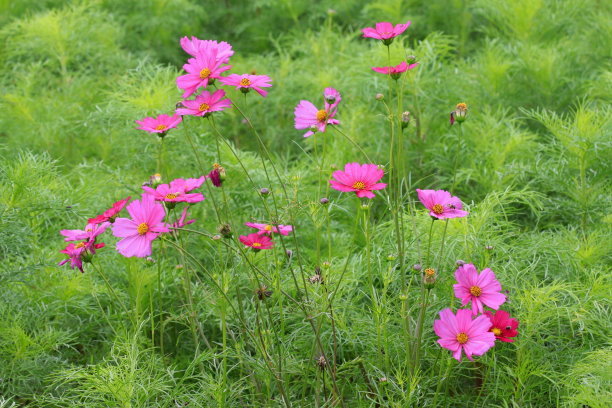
[1,0,611,406]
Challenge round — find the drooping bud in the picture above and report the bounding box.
[218,223,232,238]
[286,249,293,259]
[375,93,384,101]
[401,111,410,128]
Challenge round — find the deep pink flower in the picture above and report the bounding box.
[176,48,232,98]
[416,189,469,219]
[176,89,232,117]
[294,88,341,137]
[135,114,182,135]
[245,222,293,236]
[180,37,233,64]
[220,74,272,97]
[454,263,507,315]
[329,162,386,199]
[434,308,496,362]
[112,194,170,258]
[239,233,274,250]
[59,241,105,273]
[61,222,110,242]
[483,310,519,343]
[171,206,196,229]
[372,61,419,79]
[89,197,131,224]
[361,21,411,43]
[142,182,204,203]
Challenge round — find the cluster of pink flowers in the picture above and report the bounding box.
[239,221,293,251]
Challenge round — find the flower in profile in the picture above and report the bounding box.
[171,206,196,229]
[245,222,293,236]
[207,163,226,187]
[59,241,105,273]
[450,102,468,125]
[61,222,110,242]
[180,37,234,64]
[176,48,232,98]
[483,310,519,343]
[142,182,205,204]
[112,194,170,258]
[453,263,507,315]
[89,197,131,224]
[416,189,469,219]
[361,21,411,44]
[136,114,182,136]
[220,74,272,97]
[239,232,274,251]
[329,162,386,199]
[176,89,232,117]
[294,88,342,137]
[434,308,496,362]
[372,61,418,80]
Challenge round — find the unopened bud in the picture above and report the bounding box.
[320,197,329,205]
[218,223,232,238]
[401,111,410,129]
[456,259,466,266]
[424,275,436,289]
[387,254,397,262]
[145,256,155,267]
[212,234,221,240]
[406,55,417,65]
[413,264,422,272]
[376,93,384,101]
[361,203,370,210]
[260,187,269,196]
[485,245,494,251]
[309,124,318,133]
[286,249,293,259]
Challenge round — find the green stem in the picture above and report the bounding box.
[450,124,462,195]
[92,261,134,328]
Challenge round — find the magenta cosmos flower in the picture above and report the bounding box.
[361,21,411,44]
[220,74,272,97]
[61,222,110,242]
[176,89,232,117]
[483,310,519,343]
[294,87,341,137]
[112,194,170,258]
[416,189,469,219]
[135,114,182,135]
[372,61,419,79]
[206,163,226,187]
[176,48,232,98]
[89,196,131,224]
[239,233,274,250]
[245,222,293,236]
[142,182,204,204]
[180,37,233,64]
[434,308,496,362]
[330,162,386,199]
[171,206,196,229]
[59,241,105,273]
[454,263,507,315]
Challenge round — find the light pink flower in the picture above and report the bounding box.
[112,194,170,258]
[239,233,274,250]
[61,222,110,242]
[361,21,411,43]
[329,162,386,199]
[434,308,495,362]
[176,89,232,117]
[142,183,204,203]
[416,189,469,219]
[180,37,234,63]
[135,114,182,135]
[89,197,131,224]
[454,264,507,315]
[220,74,272,97]
[59,241,105,273]
[245,222,293,236]
[372,61,418,79]
[176,48,232,98]
[294,88,341,137]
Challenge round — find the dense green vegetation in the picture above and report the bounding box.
[1,0,610,406]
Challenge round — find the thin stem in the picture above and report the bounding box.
[92,261,134,328]
[331,127,373,163]
[450,124,463,195]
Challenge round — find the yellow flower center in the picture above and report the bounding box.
[165,193,177,200]
[213,162,221,170]
[352,181,365,190]
[199,103,210,112]
[316,109,328,122]
[491,327,502,336]
[75,242,86,249]
[137,223,149,235]
[470,286,482,297]
[155,124,167,131]
[240,78,251,86]
[252,242,262,248]
[456,332,468,344]
[424,268,435,277]
[199,68,211,79]
[456,102,468,112]
[265,225,273,232]
[432,204,444,215]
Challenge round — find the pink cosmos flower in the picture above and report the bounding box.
[180,37,234,64]
[361,21,411,43]
[294,88,341,137]
[483,310,519,343]
[434,308,496,362]
[61,222,110,242]
[89,197,131,224]
[176,89,232,117]
[245,222,293,236]
[372,61,419,79]
[59,241,105,273]
[142,182,204,203]
[416,189,469,219]
[169,176,207,193]
[171,206,196,229]
[176,48,232,98]
[220,74,272,97]
[454,263,507,315]
[112,194,170,258]
[239,233,274,250]
[135,114,182,135]
[329,162,386,199]
[324,87,341,110]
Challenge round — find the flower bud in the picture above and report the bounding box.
[256,284,272,300]
[320,197,329,205]
[375,93,384,101]
[218,223,232,239]
[361,203,370,211]
[406,55,417,65]
[413,264,422,272]
[315,354,327,370]
[386,254,397,262]
[328,9,336,15]
[451,102,468,125]
[401,111,410,128]
[325,94,336,104]
[151,173,162,188]
[424,275,436,289]
[145,256,155,267]
[322,261,330,269]
[260,187,269,196]
[456,259,466,266]
[309,124,318,133]
[485,245,494,251]
[81,248,94,264]
[330,163,337,170]
[212,234,221,240]
[286,249,293,259]
[240,86,250,94]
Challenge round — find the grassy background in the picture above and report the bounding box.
[0,0,611,406]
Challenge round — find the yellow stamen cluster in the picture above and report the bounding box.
[456,332,468,344]
[75,242,86,249]
[470,286,482,297]
[155,124,167,131]
[316,109,328,122]
[240,78,251,86]
[456,102,468,112]
[252,242,262,248]
[137,223,149,235]
[265,225,273,232]
[352,181,365,190]
[432,204,444,214]
[491,327,502,336]
[199,68,211,79]
[165,193,177,200]
[199,103,210,112]
[424,268,435,277]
